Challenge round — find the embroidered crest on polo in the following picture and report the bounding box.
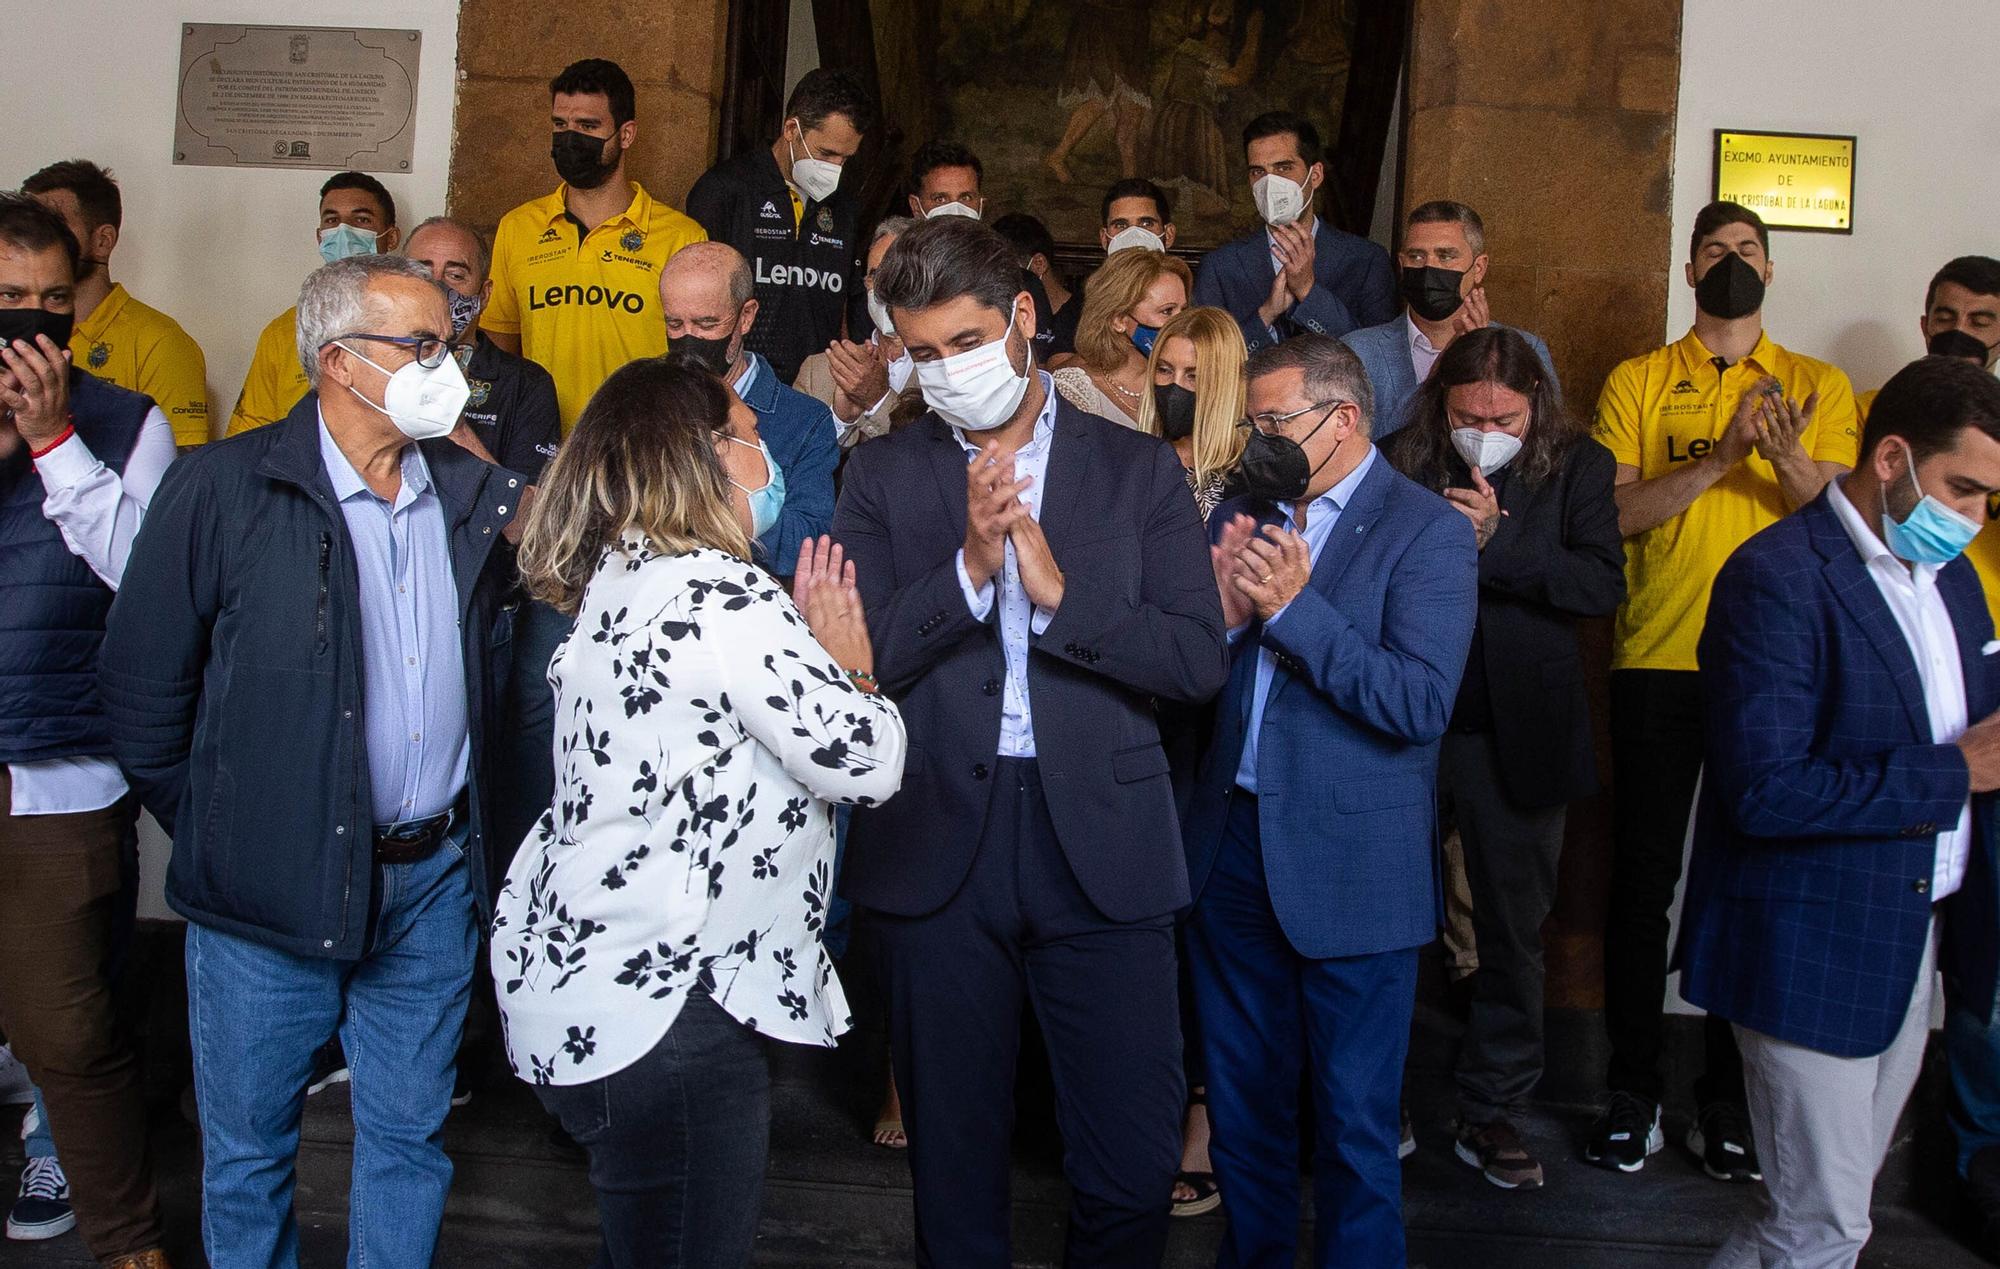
[620,229,644,252]
[816,207,835,233]
[467,378,493,408]
[87,342,110,369]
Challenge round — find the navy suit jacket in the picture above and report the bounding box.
[1341,316,1558,438]
[1676,489,2000,1057]
[1183,454,1479,959]
[1192,219,1397,355]
[831,392,1228,922]
[739,351,838,579]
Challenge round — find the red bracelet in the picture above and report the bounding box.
[28,423,75,460]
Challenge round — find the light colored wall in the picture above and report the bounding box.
[1666,0,1999,393]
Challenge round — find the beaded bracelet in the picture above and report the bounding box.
[846,668,879,693]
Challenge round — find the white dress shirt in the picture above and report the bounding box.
[1827,477,1972,899]
[9,407,176,816]
[954,373,1059,758]
[1407,314,1444,384]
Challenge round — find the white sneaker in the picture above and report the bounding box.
[5,1156,75,1241]
[0,1047,34,1108]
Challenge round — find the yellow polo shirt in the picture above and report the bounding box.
[1858,386,2000,630]
[71,284,212,446]
[1595,328,1860,672]
[482,181,707,432]
[227,308,309,436]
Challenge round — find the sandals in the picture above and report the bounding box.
[872,1118,908,1150]
[1171,1087,1223,1218]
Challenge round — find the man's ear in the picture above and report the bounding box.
[1469,253,1490,288]
[378,226,400,253]
[618,119,639,151]
[738,297,761,337]
[1161,224,1177,249]
[92,222,119,263]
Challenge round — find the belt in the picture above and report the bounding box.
[372,796,466,865]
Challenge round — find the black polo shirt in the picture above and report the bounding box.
[462,332,561,481]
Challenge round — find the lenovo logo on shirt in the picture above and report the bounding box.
[755,260,844,292]
[528,283,648,314]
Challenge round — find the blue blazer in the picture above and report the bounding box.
[1183,455,1479,959]
[739,351,839,579]
[1192,219,1398,355]
[1676,489,2000,1057]
[1340,317,1558,438]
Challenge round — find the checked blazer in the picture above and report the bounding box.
[1675,486,2000,1058]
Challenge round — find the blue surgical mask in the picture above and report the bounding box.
[318,223,379,265]
[1881,443,1982,565]
[1130,322,1160,356]
[726,435,786,539]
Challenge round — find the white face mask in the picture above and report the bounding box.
[866,288,896,338]
[887,349,914,395]
[786,121,842,204]
[1252,173,1309,227]
[338,343,472,441]
[1105,225,1166,255]
[925,201,981,221]
[1449,426,1524,475]
[914,308,1030,433]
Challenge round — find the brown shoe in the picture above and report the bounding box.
[1454,1117,1545,1190]
[100,1250,172,1269]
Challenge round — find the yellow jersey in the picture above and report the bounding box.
[482,181,707,433]
[72,283,212,447]
[227,308,309,436]
[1859,385,2000,630]
[1594,328,1861,672]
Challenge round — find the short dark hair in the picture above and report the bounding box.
[910,139,983,190]
[990,212,1056,268]
[1100,178,1173,227]
[22,159,122,232]
[1406,199,1484,256]
[1926,256,2000,314]
[783,68,877,136]
[1689,200,1768,262]
[320,171,396,226]
[1242,111,1323,165]
[1245,333,1374,434]
[873,217,1022,319]
[1861,355,2000,464]
[550,58,636,127]
[0,192,80,278]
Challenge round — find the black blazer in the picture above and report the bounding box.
[1385,433,1626,808]
[831,392,1229,922]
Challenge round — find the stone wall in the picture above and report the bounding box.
[1403,0,1684,1009]
[449,0,730,234]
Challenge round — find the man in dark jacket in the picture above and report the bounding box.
[100,255,520,1268]
[686,68,876,384]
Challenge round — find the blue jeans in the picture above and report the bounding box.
[533,989,771,1269]
[186,826,476,1269]
[1946,990,2000,1176]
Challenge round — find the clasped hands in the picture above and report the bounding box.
[963,440,1064,611]
[1211,512,1311,628]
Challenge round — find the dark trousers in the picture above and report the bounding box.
[1605,668,1744,1108]
[1439,730,1566,1122]
[873,758,1182,1268]
[1188,792,1417,1269]
[0,771,163,1259]
[535,990,771,1269]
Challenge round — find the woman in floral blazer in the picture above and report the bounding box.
[491,355,907,1267]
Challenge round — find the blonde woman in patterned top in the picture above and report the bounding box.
[492,355,907,1268]
[1049,247,1192,428]
[1136,306,1249,524]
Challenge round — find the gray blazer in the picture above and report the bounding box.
[1340,315,1558,438]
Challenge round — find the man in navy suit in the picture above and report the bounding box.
[833,216,1228,1267]
[1192,111,1397,357]
[1340,200,1558,437]
[1184,334,1478,1266]
[1679,356,2000,1267]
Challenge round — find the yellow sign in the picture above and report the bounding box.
[1713,130,1856,233]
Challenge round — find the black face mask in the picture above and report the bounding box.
[552,130,619,190]
[1237,404,1342,502]
[1929,328,1997,366]
[0,307,74,353]
[1694,252,1766,321]
[1398,265,1466,322]
[1154,383,1197,441]
[670,331,737,377]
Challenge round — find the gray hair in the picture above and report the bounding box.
[871,215,918,246]
[660,240,754,308]
[1405,199,1485,257]
[1245,334,1377,436]
[403,215,491,278]
[872,216,1019,318]
[295,254,442,388]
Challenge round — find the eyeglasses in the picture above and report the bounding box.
[328,332,458,369]
[1239,399,1349,435]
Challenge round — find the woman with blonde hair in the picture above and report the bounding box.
[1135,305,1248,522]
[1050,248,1191,427]
[492,355,908,1268]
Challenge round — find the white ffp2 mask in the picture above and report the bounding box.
[914,310,1030,433]
[1449,426,1523,475]
[338,344,472,441]
[1252,174,1308,226]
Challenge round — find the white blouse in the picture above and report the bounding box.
[491,540,907,1086]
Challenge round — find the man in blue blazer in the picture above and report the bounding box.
[1184,334,1478,1266]
[1341,200,1559,438]
[1192,111,1397,357]
[1678,356,2000,1268]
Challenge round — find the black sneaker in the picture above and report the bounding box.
[450,1066,474,1109]
[5,1157,75,1241]
[1687,1101,1761,1182]
[1582,1091,1662,1173]
[305,1039,349,1097]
